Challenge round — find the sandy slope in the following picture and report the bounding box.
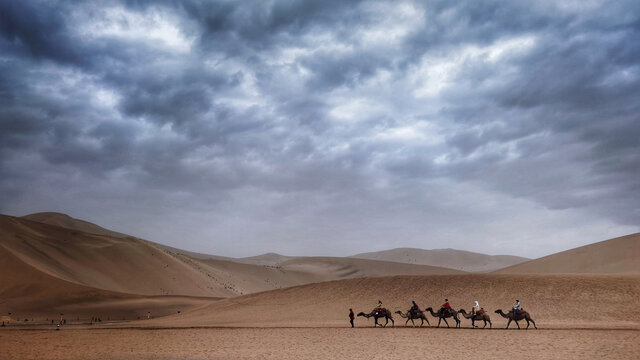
[0,243,213,321]
[0,215,235,297]
[1,214,462,300]
[352,248,529,272]
[21,212,128,238]
[151,274,640,329]
[495,233,640,274]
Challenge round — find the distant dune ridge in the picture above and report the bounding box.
[494,233,640,274]
[2,211,639,328]
[21,212,129,239]
[0,213,460,308]
[352,248,529,272]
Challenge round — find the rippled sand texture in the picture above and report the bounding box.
[2,328,639,360]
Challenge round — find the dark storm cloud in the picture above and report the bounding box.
[0,0,638,257]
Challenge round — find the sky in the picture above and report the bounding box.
[1,0,638,258]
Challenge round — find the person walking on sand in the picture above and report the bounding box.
[349,308,355,328]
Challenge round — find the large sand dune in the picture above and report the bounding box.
[0,215,235,297]
[495,233,640,274]
[1,214,462,301]
[0,242,213,321]
[152,273,640,329]
[352,248,529,272]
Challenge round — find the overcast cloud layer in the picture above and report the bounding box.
[1,0,638,258]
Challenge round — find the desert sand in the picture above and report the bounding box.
[2,213,640,359]
[1,328,639,360]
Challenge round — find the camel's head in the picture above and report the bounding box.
[425,307,433,311]
[459,309,467,314]
[394,311,402,314]
[356,312,366,317]
[494,309,502,314]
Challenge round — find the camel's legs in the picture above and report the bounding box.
[526,318,537,329]
[443,318,450,328]
[506,318,512,329]
[515,320,521,329]
[437,318,442,328]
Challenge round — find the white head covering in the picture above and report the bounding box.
[474,300,480,308]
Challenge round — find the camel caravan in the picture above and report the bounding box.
[356,299,537,330]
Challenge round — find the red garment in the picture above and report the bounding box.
[442,302,451,309]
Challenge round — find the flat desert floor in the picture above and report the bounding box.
[1,327,639,360]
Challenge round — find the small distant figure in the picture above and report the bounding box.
[56,324,60,331]
[513,299,522,314]
[440,298,451,316]
[349,308,355,328]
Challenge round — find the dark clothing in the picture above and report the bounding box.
[349,310,354,327]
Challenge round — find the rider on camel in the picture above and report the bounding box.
[440,299,451,316]
[472,300,481,315]
[513,299,522,314]
[410,300,420,315]
[375,300,383,315]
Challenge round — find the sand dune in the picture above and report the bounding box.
[495,233,640,274]
[151,273,640,329]
[0,215,236,297]
[236,252,295,266]
[1,213,461,301]
[21,212,128,238]
[352,248,529,272]
[0,242,213,322]
[7,211,640,331]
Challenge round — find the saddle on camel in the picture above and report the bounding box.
[472,308,485,316]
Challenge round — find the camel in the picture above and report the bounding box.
[395,310,430,327]
[458,309,491,329]
[357,308,394,327]
[425,307,460,328]
[494,309,537,330]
